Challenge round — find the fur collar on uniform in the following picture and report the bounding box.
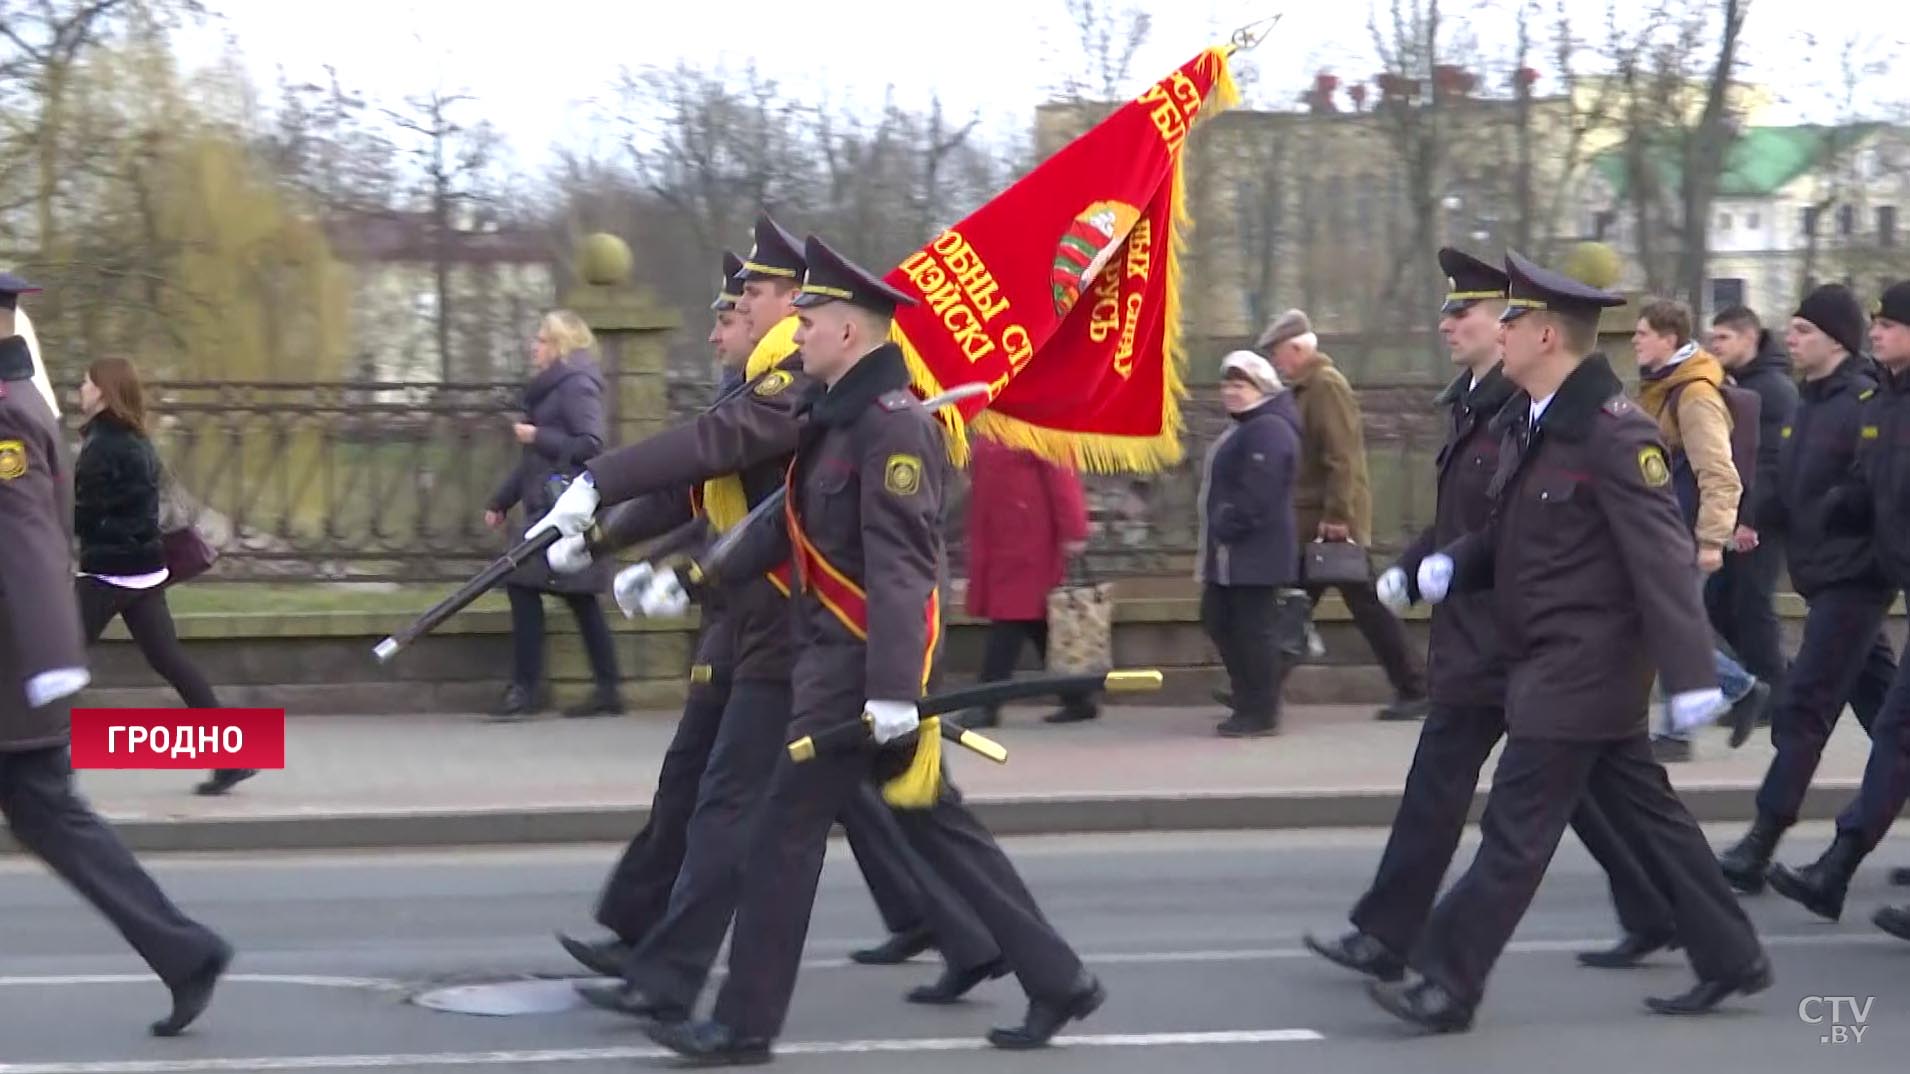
[811,343,909,428]
[0,334,31,381]
[1489,353,1626,443]
[1436,362,1516,415]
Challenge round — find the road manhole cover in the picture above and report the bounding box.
[410,974,613,1016]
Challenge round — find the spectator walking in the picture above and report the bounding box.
[1196,352,1304,737]
[485,310,624,720]
[956,437,1098,728]
[1256,310,1429,721]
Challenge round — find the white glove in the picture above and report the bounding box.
[637,566,690,618]
[612,562,655,619]
[547,533,592,574]
[866,699,920,745]
[1376,567,1410,615]
[1416,553,1454,605]
[525,474,600,541]
[1668,688,1729,734]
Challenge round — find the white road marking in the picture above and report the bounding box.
[1,930,1894,995]
[0,975,404,991]
[0,1031,1324,1073]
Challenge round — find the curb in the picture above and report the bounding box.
[12,780,1861,855]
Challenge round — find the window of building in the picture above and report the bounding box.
[1594,210,1616,240]
[1747,212,1761,230]
[1803,206,1821,235]
[1718,211,1734,230]
[1880,206,1897,247]
[1710,278,1746,311]
[1839,205,1857,235]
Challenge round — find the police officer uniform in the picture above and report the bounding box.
[647,238,1102,1064]
[0,272,232,1036]
[559,253,750,976]
[1714,334,1896,896]
[1366,254,1769,1033]
[551,222,1001,1019]
[1769,279,1910,921]
[1308,250,1679,981]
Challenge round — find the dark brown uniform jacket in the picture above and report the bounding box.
[0,335,88,751]
[583,356,809,684]
[718,344,948,735]
[1442,355,1715,741]
[1396,365,1517,707]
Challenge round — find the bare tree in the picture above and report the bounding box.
[1055,0,1152,103]
[385,83,501,382]
[1672,0,1750,312]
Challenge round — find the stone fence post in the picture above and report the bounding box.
[561,233,680,446]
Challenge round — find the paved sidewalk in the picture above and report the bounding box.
[29,704,1875,853]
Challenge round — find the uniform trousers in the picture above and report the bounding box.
[0,746,225,986]
[1755,587,1897,826]
[594,687,730,943]
[839,783,999,970]
[1413,734,1762,1007]
[1351,704,1673,959]
[713,734,1084,1040]
[1833,623,1910,852]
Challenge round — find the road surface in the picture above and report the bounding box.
[1,823,1904,1072]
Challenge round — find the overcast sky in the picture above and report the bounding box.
[176,0,1903,167]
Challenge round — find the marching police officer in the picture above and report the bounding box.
[1307,248,1681,981]
[1367,253,1769,1033]
[1773,278,1910,922]
[1870,282,1910,934]
[645,236,1102,1064]
[1714,284,1897,894]
[0,272,233,1036]
[536,219,1001,1009]
[555,251,750,976]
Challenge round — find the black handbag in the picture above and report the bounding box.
[1301,539,1371,587]
[161,526,218,586]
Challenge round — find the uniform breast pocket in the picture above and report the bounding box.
[1530,473,1583,507]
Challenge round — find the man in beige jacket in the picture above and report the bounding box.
[1257,310,1429,721]
[1632,298,1770,760]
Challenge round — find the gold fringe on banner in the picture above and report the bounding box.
[701,315,803,532]
[931,46,1241,476]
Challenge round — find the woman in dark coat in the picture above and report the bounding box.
[74,357,253,796]
[958,437,1097,727]
[485,310,623,719]
[1197,351,1303,737]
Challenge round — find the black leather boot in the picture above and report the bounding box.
[1768,831,1868,921]
[1717,813,1789,895]
[849,925,934,965]
[1367,975,1474,1033]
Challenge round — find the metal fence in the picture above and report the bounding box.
[137,376,1449,583]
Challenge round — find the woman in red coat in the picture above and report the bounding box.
[958,437,1099,728]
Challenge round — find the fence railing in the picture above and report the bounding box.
[127,376,1450,583]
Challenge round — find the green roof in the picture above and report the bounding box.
[1590,124,1881,199]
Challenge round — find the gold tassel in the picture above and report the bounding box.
[701,316,805,532]
[880,716,944,809]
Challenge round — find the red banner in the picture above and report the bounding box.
[886,46,1239,473]
[70,708,286,770]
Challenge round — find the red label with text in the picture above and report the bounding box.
[69,708,286,770]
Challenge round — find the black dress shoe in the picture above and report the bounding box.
[1366,976,1474,1034]
[194,769,257,796]
[1767,832,1867,921]
[1375,696,1431,722]
[1873,904,1910,940]
[1644,955,1772,1015]
[1216,714,1277,738]
[557,932,632,978]
[152,940,232,1037]
[907,958,1009,1004]
[563,688,625,718]
[647,1019,772,1066]
[1041,703,1100,724]
[850,926,935,965]
[575,980,687,1022]
[1576,930,1679,968]
[987,973,1106,1049]
[1303,929,1405,981]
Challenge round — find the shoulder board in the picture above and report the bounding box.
[876,389,917,413]
[1860,388,1877,400]
[1601,395,1635,417]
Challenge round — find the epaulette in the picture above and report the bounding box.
[1601,395,1635,417]
[1860,388,1877,401]
[876,389,917,413]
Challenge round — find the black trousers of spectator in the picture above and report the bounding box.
[977,620,1095,719]
[1304,580,1428,700]
[1706,539,1788,699]
[506,584,620,693]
